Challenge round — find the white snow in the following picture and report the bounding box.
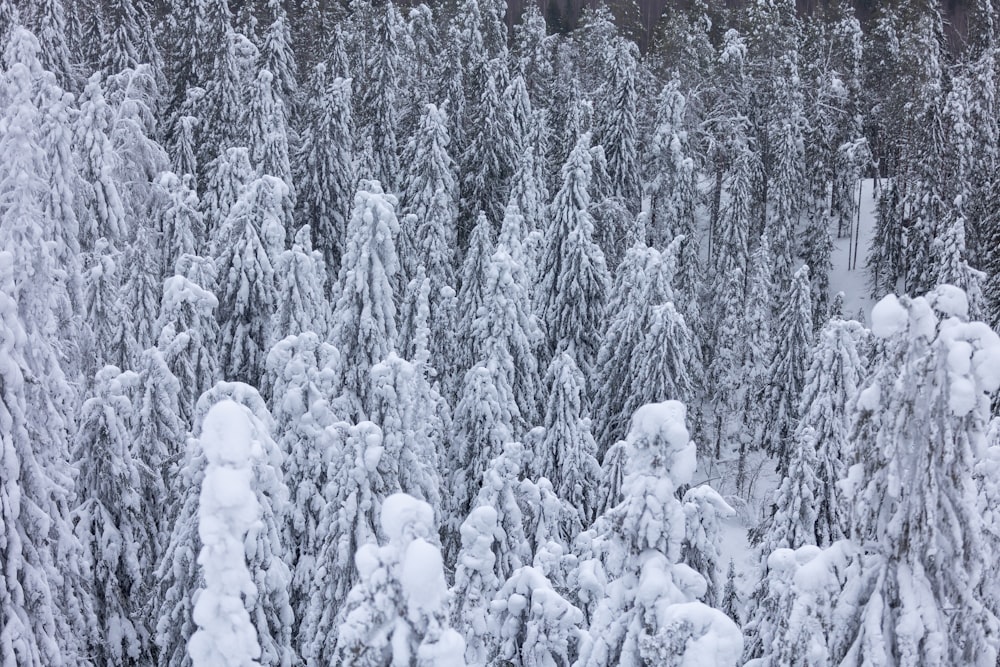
[380,492,435,546]
[658,601,744,667]
[188,400,263,667]
[870,294,908,338]
[401,538,448,613]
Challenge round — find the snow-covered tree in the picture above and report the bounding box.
[215,176,285,386]
[539,133,610,375]
[334,493,466,666]
[157,261,220,428]
[261,0,296,106]
[155,171,203,274]
[294,73,353,287]
[471,223,544,425]
[187,399,264,667]
[682,486,736,606]
[576,402,744,666]
[489,563,584,666]
[271,226,329,344]
[456,212,495,372]
[834,287,1000,666]
[301,421,389,664]
[329,181,401,420]
[797,317,867,545]
[245,69,294,211]
[597,39,639,206]
[447,362,520,554]
[72,365,153,666]
[461,62,518,230]
[450,506,501,665]
[359,3,403,191]
[762,264,814,474]
[537,352,602,538]
[132,347,185,550]
[0,250,88,666]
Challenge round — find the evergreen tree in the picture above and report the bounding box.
[302,421,392,664]
[132,347,185,549]
[833,288,1000,666]
[471,217,544,425]
[334,494,466,665]
[295,73,353,288]
[798,317,867,545]
[456,212,495,373]
[155,171,203,274]
[401,102,458,290]
[740,234,775,473]
[446,362,520,557]
[329,181,401,420]
[450,505,500,665]
[215,176,282,386]
[762,264,814,474]
[271,225,329,344]
[539,132,610,375]
[359,3,402,191]
[461,62,518,231]
[537,352,602,538]
[598,39,639,206]
[245,69,295,216]
[575,401,743,666]
[0,251,87,666]
[156,260,220,428]
[489,564,584,666]
[681,486,736,606]
[204,147,255,251]
[72,366,153,666]
[261,0,297,106]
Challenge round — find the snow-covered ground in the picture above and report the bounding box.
[830,179,879,322]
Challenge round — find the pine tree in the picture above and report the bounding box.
[762,264,814,474]
[245,69,295,216]
[72,366,153,666]
[359,3,402,191]
[0,250,86,666]
[329,181,401,420]
[204,147,255,251]
[682,486,736,606]
[156,260,220,428]
[722,559,741,623]
[456,212,494,373]
[473,442,534,584]
[446,362,520,557]
[24,0,74,88]
[302,421,392,664]
[261,0,297,106]
[154,383,281,667]
[78,73,128,251]
[401,102,458,289]
[490,564,585,666]
[294,73,353,288]
[155,171,203,274]
[461,61,518,231]
[271,226,329,344]
[132,347,185,551]
[215,176,282,387]
[740,234,775,476]
[539,132,610,376]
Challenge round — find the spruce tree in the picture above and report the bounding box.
[598,38,639,206]
[72,366,153,666]
[538,352,603,538]
[215,176,282,387]
[359,3,402,191]
[539,132,610,376]
[271,225,329,344]
[329,181,401,420]
[762,264,814,474]
[450,505,501,665]
[294,73,353,288]
[834,288,1000,666]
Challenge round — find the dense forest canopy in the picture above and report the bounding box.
[3,0,1000,665]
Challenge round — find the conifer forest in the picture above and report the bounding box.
[4,0,1000,664]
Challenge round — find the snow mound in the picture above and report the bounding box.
[628,400,697,485]
[929,284,969,319]
[381,492,435,546]
[401,538,448,614]
[201,400,257,465]
[659,601,744,667]
[870,294,908,338]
